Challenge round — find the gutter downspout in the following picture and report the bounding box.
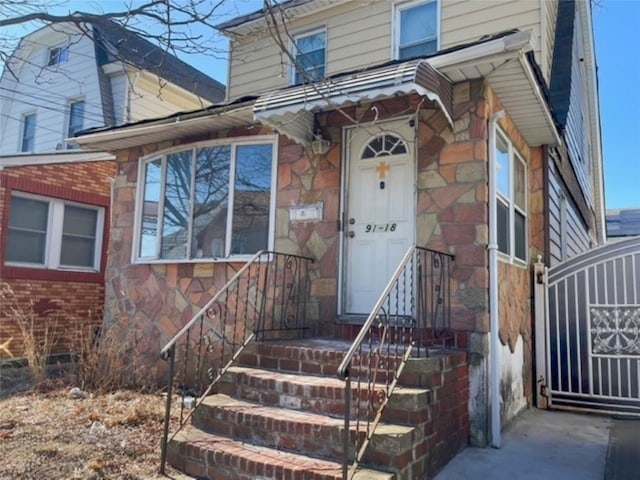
[488,109,505,448]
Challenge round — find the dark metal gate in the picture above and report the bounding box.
[535,237,640,415]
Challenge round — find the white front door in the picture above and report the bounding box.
[343,118,416,315]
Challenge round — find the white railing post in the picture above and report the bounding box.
[534,255,548,408]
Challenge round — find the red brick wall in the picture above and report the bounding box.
[0,279,104,357]
[0,160,114,359]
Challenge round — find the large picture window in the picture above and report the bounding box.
[495,129,527,262]
[136,138,276,262]
[395,0,439,60]
[6,193,104,271]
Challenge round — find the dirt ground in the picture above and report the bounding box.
[0,382,192,480]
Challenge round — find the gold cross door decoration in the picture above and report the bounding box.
[376,161,390,179]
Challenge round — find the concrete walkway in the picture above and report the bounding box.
[435,408,611,480]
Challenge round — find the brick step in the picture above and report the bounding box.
[167,426,395,480]
[215,366,431,423]
[237,339,467,389]
[237,338,352,377]
[238,338,411,378]
[192,393,417,468]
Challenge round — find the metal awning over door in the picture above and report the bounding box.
[253,59,453,146]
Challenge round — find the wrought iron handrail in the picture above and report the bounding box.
[336,245,454,479]
[159,250,314,474]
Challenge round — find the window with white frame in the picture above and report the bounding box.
[67,100,85,148]
[47,45,69,67]
[136,138,276,262]
[21,113,36,152]
[291,29,326,85]
[395,0,438,60]
[6,193,104,271]
[495,129,527,262]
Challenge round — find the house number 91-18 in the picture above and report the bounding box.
[365,223,397,233]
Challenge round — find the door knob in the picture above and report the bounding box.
[348,231,355,238]
[349,218,355,225]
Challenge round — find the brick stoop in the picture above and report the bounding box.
[166,338,469,480]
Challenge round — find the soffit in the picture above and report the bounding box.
[433,51,560,147]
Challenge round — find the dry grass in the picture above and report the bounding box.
[0,282,59,384]
[69,320,155,394]
[0,384,192,480]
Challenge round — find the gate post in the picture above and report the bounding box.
[534,255,548,408]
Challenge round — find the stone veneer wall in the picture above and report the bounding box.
[427,83,545,443]
[105,124,343,367]
[315,87,492,345]
[104,84,544,443]
[490,85,546,427]
[104,91,495,368]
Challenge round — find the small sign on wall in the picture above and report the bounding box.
[289,202,323,223]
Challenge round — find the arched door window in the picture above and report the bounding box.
[361,133,407,159]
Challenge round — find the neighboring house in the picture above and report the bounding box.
[606,208,640,239]
[73,0,604,476]
[0,19,225,360]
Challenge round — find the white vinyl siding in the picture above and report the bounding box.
[128,74,210,122]
[0,25,216,155]
[541,0,559,81]
[228,1,390,99]
[440,0,542,72]
[0,33,104,154]
[227,0,551,99]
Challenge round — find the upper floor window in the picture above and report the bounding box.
[47,45,69,67]
[395,0,438,60]
[67,100,85,148]
[21,113,36,152]
[6,193,104,271]
[291,29,326,85]
[136,138,277,262]
[495,129,527,263]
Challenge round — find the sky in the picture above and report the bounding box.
[592,0,640,209]
[1,0,638,210]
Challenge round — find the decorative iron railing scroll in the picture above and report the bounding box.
[159,251,314,473]
[336,245,454,479]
